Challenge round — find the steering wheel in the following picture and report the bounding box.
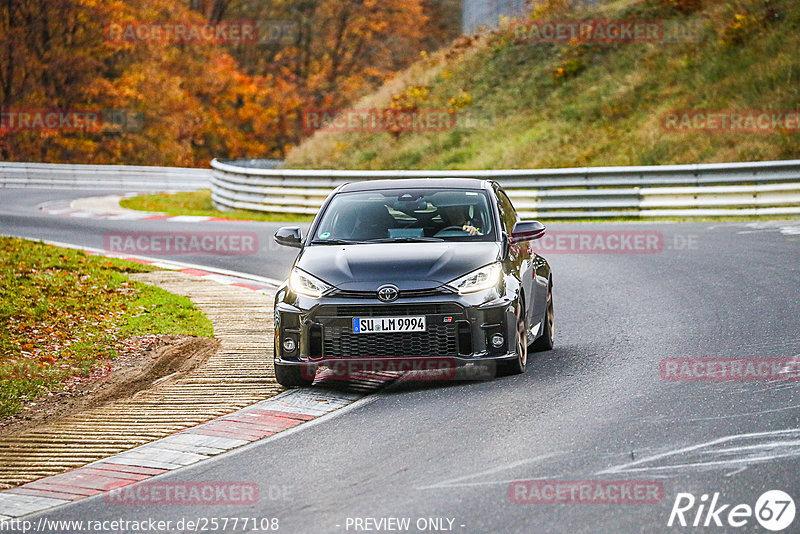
[434,225,470,237]
[412,210,440,224]
[393,210,440,233]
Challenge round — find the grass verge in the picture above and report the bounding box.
[285,0,800,169]
[119,190,314,223]
[0,237,213,418]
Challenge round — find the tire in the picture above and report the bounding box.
[274,344,315,387]
[496,300,528,377]
[531,283,554,352]
[274,362,315,387]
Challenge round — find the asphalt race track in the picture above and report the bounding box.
[2,188,800,533]
[0,189,301,281]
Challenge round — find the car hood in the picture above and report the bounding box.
[296,242,501,291]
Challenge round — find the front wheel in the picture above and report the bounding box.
[274,362,315,387]
[496,301,528,377]
[274,345,315,387]
[531,283,554,352]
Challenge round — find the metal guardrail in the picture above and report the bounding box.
[3,159,798,218]
[210,159,800,219]
[0,162,210,191]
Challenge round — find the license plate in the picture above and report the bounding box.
[352,316,426,334]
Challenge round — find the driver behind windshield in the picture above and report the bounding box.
[438,204,483,236]
[312,190,492,242]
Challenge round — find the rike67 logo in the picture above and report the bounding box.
[668,490,795,531]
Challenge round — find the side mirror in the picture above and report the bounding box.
[274,226,303,248]
[509,221,545,243]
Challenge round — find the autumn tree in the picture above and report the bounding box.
[0,0,459,164]
[216,0,455,149]
[0,0,288,164]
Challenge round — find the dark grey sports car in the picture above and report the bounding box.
[272,178,554,387]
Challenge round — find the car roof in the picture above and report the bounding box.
[337,178,491,193]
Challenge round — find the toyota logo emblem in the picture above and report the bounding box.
[377,284,399,302]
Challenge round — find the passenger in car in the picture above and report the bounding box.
[351,202,396,239]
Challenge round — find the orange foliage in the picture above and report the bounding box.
[0,0,456,166]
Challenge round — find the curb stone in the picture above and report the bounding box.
[0,389,366,519]
[39,194,257,224]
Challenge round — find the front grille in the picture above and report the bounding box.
[312,303,466,358]
[323,323,458,358]
[330,287,454,299]
[315,304,462,317]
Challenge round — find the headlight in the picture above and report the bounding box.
[289,268,332,298]
[446,262,502,294]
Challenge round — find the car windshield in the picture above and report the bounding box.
[312,189,496,243]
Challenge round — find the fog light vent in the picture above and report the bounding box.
[491,334,504,348]
[283,338,297,352]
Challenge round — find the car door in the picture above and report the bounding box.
[494,186,537,323]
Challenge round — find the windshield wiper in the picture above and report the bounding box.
[310,238,362,245]
[362,237,444,243]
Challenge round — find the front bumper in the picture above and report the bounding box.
[274,289,519,365]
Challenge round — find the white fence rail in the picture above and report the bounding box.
[210,159,800,219]
[0,162,210,191]
[4,159,799,219]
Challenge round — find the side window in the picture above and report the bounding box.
[496,189,518,234]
